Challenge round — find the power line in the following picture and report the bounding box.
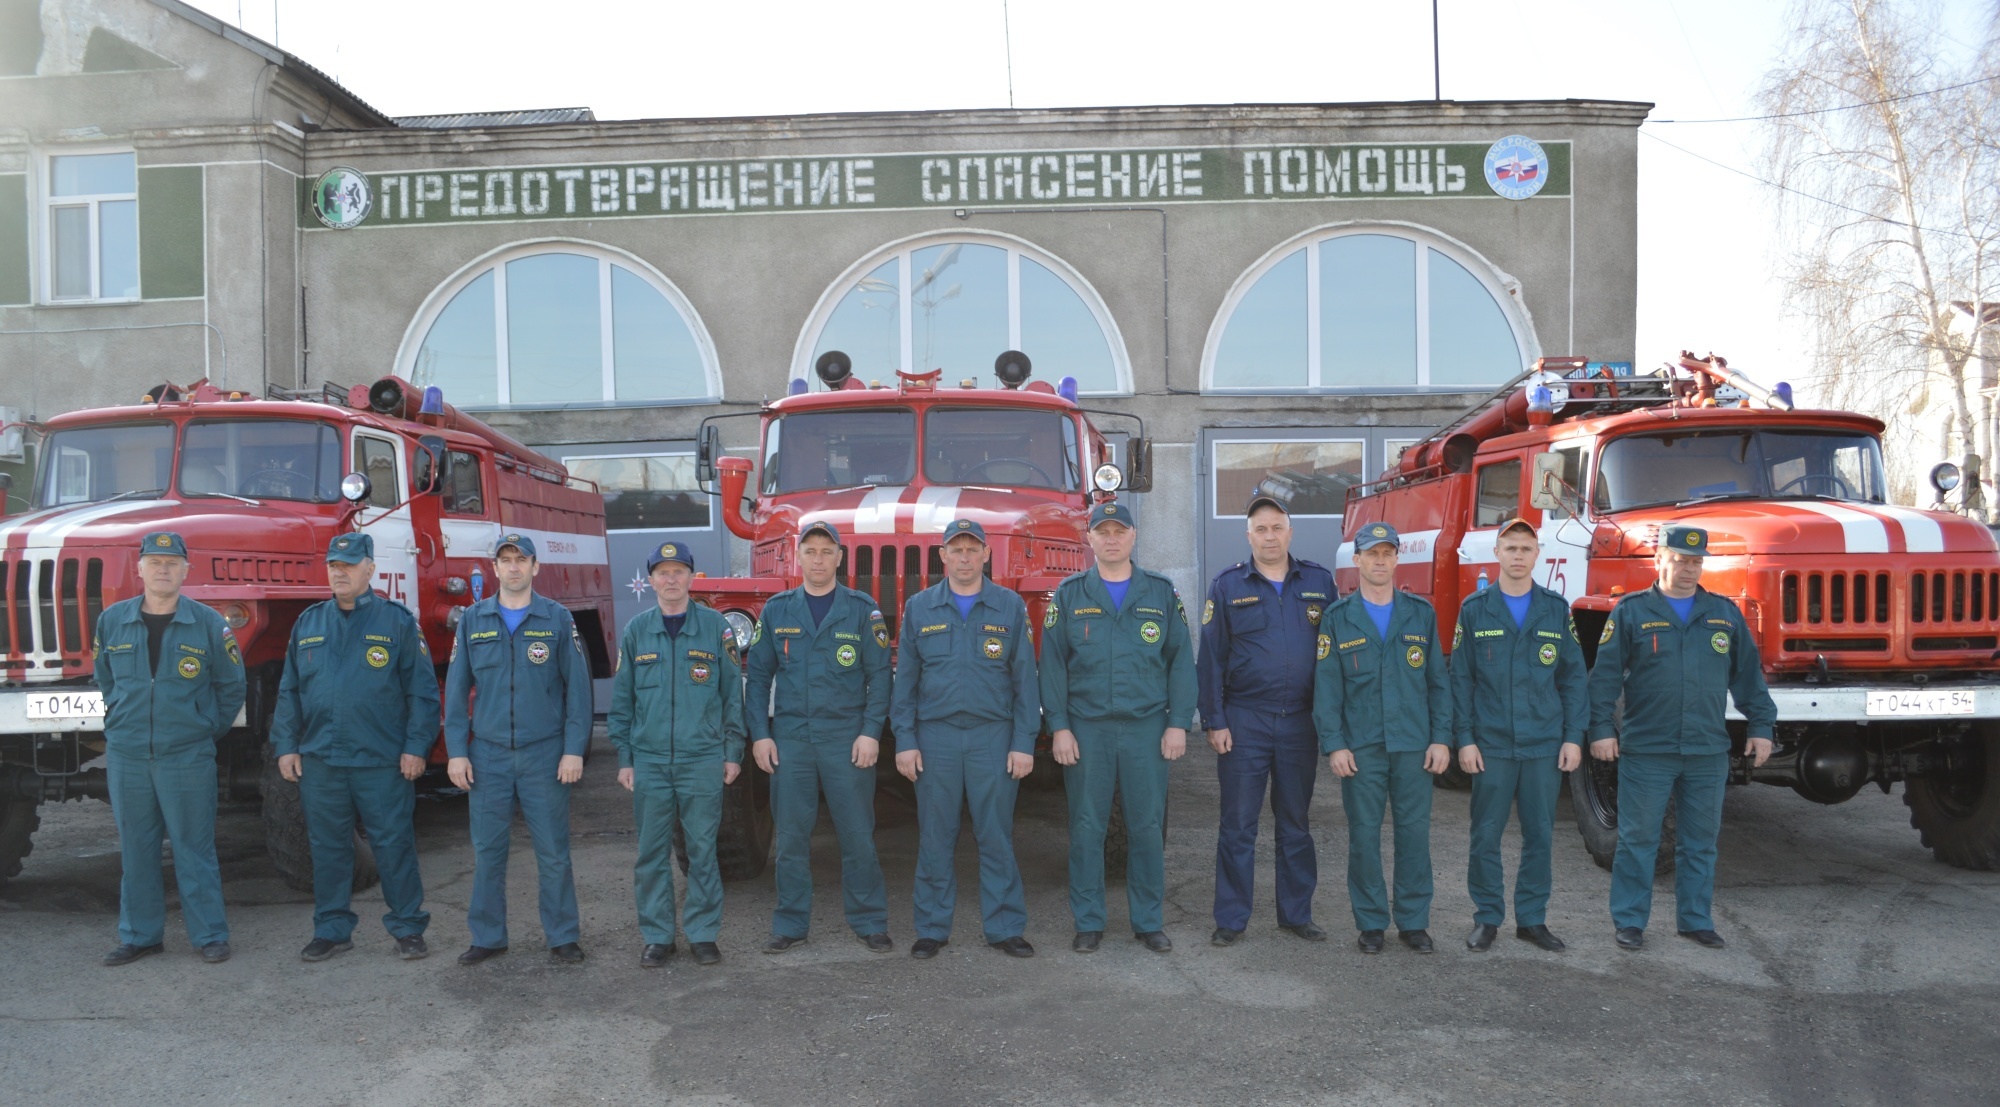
[1651,73,2000,123]
[1638,129,1985,241]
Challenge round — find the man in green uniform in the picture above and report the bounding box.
[1314,522,1451,955]
[1589,524,1777,951]
[1041,501,1195,954]
[892,518,1041,960]
[1450,518,1587,953]
[610,541,745,967]
[273,532,440,963]
[95,531,247,966]
[443,533,594,966]
[744,521,895,954]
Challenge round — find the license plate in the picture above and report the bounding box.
[1865,689,1976,717]
[23,691,106,720]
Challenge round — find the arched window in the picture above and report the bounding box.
[397,241,720,408]
[796,232,1131,395]
[1203,224,1536,392]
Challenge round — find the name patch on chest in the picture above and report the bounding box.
[685,648,717,662]
[470,630,500,641]
[918,623,949,635]
[1229,596,1261,606]
[364,634,393,644]
[1071,607,1103,616]
[834,632,861,642]
[522,629,556,638]
[981,623,1011,635]
[296,635,325,648]
[634,652,660,665]
[1473,629,1506,639]
[1639,621,1672,631]
[1338,637,1368,651]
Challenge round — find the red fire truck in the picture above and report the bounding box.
[688,350,1149,877]
[0,376,615,890]
[1336,354,2000,870]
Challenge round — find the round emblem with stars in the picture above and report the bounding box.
[1538,642,1557,666]
[690,661,712,683]
[1306,603,1323,625]
[1711,631,1730,654]
[528,641,551,665]
[982,637,1004,660]
[1139,621,1161,644]
[178,655,202,679]
[1405,645,1425,668]
[836,643,857,667]
[365,645,389,669]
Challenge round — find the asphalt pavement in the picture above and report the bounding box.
[2,729,1996,1107]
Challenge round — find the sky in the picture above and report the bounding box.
[183,0,1996,397]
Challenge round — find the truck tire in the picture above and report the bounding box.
[694,763,772,882]
[1568,757,1676,876]
[1904,726,2000,870]
[260,753,380,893]
[1434,762,1473,791]
[1100,793,1168,880]
[0,791,41,886]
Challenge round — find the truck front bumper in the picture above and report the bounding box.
[0,684,246,736]
[1728,681,2000,723]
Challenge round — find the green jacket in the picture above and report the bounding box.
[889,579,1041,755]
[442,593,594,759]
[1313,591,1451,755]
[743,585,893,743]
[1038,566,1197,730]
[271,590,441,767]
[93,596,247,759]
[609,603,746,768]
[1449,583,1589,758]
[1587,585,1778,756]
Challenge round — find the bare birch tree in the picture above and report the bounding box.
[1758,0,2000,510]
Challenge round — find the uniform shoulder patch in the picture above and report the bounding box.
[1600,619,1616,646]
[1044,604,1059,629]
[1452,621,1463,650]
[1201,599,1214,625]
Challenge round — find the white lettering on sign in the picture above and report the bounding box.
[555,169,584,213]
[521,171,551,214]
[414,174,443,217]
[450,172,480,217]
[483,171,516,215]
[626,166,655,211]
[590,167,620,212]
[739,162,769,207]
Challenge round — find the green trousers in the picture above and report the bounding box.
[1466,754,1561,927]
[1340,746,1434,933]
[1612,752,1728,933]
[770,735,887,939]
[1063,717,1170,934]
[632,757,724,945]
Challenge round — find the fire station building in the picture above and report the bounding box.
[0,0,1649,617]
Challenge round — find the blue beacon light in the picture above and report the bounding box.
[1057,376,1079,403]
[788,378,809,396]
[420,386,446,415]
[1773,381,1794,408]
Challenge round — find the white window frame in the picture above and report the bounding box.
[41,147,140,304]
[1209,435,1367,520]
[560,450,713,532]
[1201,220,1540,394]
[792,229,1133,396]
[394,238,722,409]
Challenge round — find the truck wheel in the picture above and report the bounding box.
[0,791,41,886]
[260,753,380,893]
[1568,757,1676,876]
[714,763,773,881]
[1099,793,1168,880]
[1434,762,1473,791]
[1904,726,2000,870]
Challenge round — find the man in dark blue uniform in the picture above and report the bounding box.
[443,533,594,966]
[1199,492,1337,946]
[95,531,246,966]
[891,518,1041,960]
[1588,524,1778,951]
[272,532,441,963]
[744,521,895,954]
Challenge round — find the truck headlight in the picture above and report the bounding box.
[1092,464,1124,493]
[723,610,755,653]
[1931,461,1962,494]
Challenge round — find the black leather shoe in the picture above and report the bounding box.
[640,943,675,967]
[1465,924,1498,952]
[1072,930,1102,953]
[1615,927,1645,951]
[762,934,807,954]
[1678,928,1726,949]
[396,935,429,961]
[1210,927,1243,947]
[1399,929,1435,954]
[1136,930,1173,953]
[860,933,894,953]
[200,942,231,964]
[300,938,352,962]
[1517,925,1566,952]
[549,943,585,964]
[909,937,947,959]
[1278,922,1328,942]
[457,945,509,966]
[690,942,722,965]
[1358,930,1385,954]
[102,943,164,967]
[989,936,1035,958]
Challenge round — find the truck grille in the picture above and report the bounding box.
[0,556,107,677]
[1779,568,2000,654]
[838,543,943,638]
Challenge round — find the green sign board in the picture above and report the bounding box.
[299,137,1570,229]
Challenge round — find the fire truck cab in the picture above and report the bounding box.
[0,376,615,891]
[1338,354,2000,871]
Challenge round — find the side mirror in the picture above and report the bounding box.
[417,434,449,495]
[340,472,372,503]
[1529,453,1566,511]
[0,472,12,491]
[1125,438,1154,493]
[695,423,721,486]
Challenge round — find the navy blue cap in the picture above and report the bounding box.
[647,540,694,571]
[326,532,374,563]
[493,532,537,558]
[1661,524,1710,556]
[943,518,988,545]
[799,521,842,546]
[1088,501,1135,530]
[1246,490,1289,516]
[1353,522,1400,551]
[140,531,188,559]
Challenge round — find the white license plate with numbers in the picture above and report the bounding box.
[23,691,106,720]
[1864,689,1976,717]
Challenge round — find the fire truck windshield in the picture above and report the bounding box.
[179,420,344,503]
[923,408,1081,491]
[1594,428,1889,512]
[762,409,917,494]
[35,422,174,508]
